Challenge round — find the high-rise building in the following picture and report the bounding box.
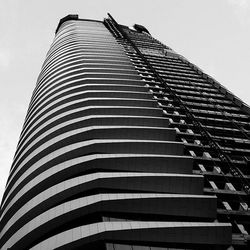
[0,14,249,250]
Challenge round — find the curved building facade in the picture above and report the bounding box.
[1,14,249,250]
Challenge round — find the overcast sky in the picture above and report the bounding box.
[0,0,250,200]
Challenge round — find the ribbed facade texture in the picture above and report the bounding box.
[0,14,249,250]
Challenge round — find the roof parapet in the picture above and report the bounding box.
[55,14,79,34]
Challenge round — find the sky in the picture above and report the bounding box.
[0,0,250,200]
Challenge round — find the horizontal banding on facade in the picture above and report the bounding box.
[12,125,175,171]
[4,139,186,207]
[27,77,147,121]
[13,114,169,165]
[2,193,217,249]
[18,77,151,145]
[0,173,211,246]
[8,126,176,191]
[28,221,231,250]
[1,154,194,228]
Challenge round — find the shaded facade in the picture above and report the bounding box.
[0,14,249,250]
